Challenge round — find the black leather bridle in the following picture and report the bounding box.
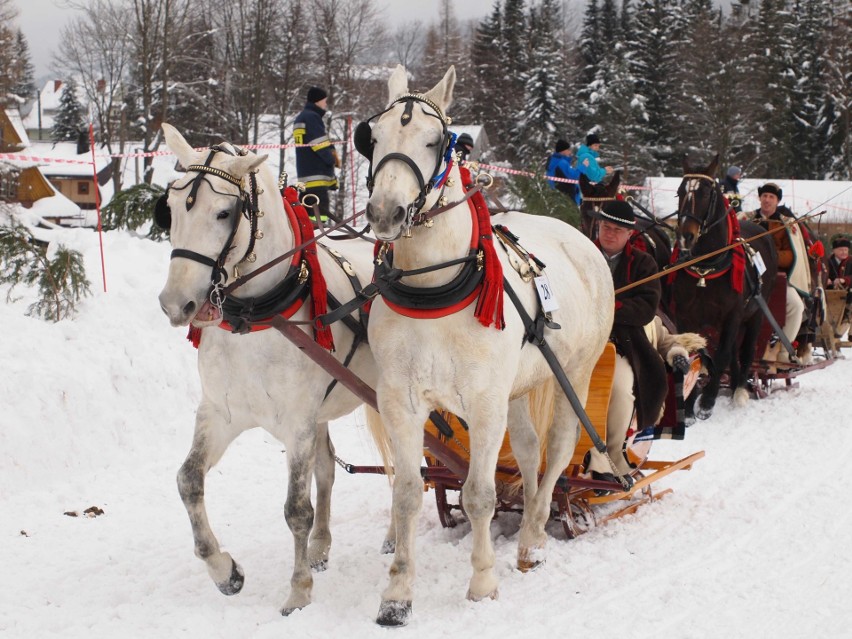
[354,93,456,230]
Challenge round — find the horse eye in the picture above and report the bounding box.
[216,210,230,220]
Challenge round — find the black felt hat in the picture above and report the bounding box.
[757,182,783,201]
[597,199,635,228]
[306,86,327,103]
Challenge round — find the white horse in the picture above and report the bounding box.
[362,66,614,625]
[157,123,378,615]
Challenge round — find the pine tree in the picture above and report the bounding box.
[11,30,36,101]
[469,2,503,149]
[514,0,567,164]
[499,0,528,162]
[52,79,85,142]
[789,0,832,179]
[823,0,852,178]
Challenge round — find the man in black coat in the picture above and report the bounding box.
[586,199,668,484]
[294,86,339,221]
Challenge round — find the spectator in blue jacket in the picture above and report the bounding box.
[546,139,582,205]
[576,133,613,183]
[294,86,339,220]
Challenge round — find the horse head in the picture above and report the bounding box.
[677,153,722,254]
[579,171,621,238]
[157,123,268,327]
[363,65,456,241]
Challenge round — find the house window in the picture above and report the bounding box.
[0,172,19,201]
[77,181,90,195]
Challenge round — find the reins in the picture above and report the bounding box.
[615,210,827,294]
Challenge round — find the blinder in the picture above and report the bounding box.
[354,121,373,161]
[154,188,172,230]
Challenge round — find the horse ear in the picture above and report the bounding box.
[224,153,269,179]
[579,173,592,195]
[708,153,720,176]
[424,66,456,113]
[682,154,692,174]
[609,171,622,193]
[388,64,408,101]
[162,122,200,169]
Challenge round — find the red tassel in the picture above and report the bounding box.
[187,325,202,349]
[459,166,504,330]
[288,197,335,351]
[727,208,745,294]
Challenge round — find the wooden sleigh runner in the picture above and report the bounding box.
[420,343,705,539]
[749,273,837,397]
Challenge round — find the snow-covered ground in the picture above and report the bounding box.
[2,222,850,638]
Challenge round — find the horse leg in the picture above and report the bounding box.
[518,379,584,569]
[176,403,246,596]
[733,314,762,407]
[375,398,430,627]
[308,422,333,572]
[462,400,509,601]
[279,417,321,615]
[506,396,544,508]
[697,321,737,420]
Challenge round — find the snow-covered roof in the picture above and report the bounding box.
[29,182,82,219]
[21,80,72,132]
[641,177,852,224]
[25,141,109,177]
[3,108,30,147]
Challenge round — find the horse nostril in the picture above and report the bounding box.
[683,233,694,246]
[182,300,196,318]
[365,202,375,222]
[391,205,406,225]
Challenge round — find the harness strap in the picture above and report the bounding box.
[501,277,632,490]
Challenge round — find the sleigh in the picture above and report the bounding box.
[749,273,836,396]
[418,343,704,538]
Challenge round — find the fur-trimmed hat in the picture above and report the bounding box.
[586,133,601,146]
[832,236,851,250]
[306,86,328,103]
[758,182,783,201]
[597,199,635,228]
[554,138,571,153]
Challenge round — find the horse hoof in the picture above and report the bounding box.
[216,559,245,596]
[280,604,306,617]
[311,559,328,573]
[466,587,498,602]
[380,539,396,555]
[517,557,544,573]
[684,414,696,427]
[696,406,713,420]
[376,600,412,627]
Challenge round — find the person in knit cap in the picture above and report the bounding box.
[455,132,475,162]
[826,236,852,337]
[576,132,614,183]
[545,139,582,205]
[586,199,667,492]
[721,165,743,213]
[293,86,339,221]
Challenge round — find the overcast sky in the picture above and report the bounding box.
[15,0,504,80]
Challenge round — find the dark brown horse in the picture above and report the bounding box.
[670,155,778,420]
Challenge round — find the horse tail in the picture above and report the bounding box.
[501,377,556,495]
[527,377,556,449]
[364,407,394,482]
